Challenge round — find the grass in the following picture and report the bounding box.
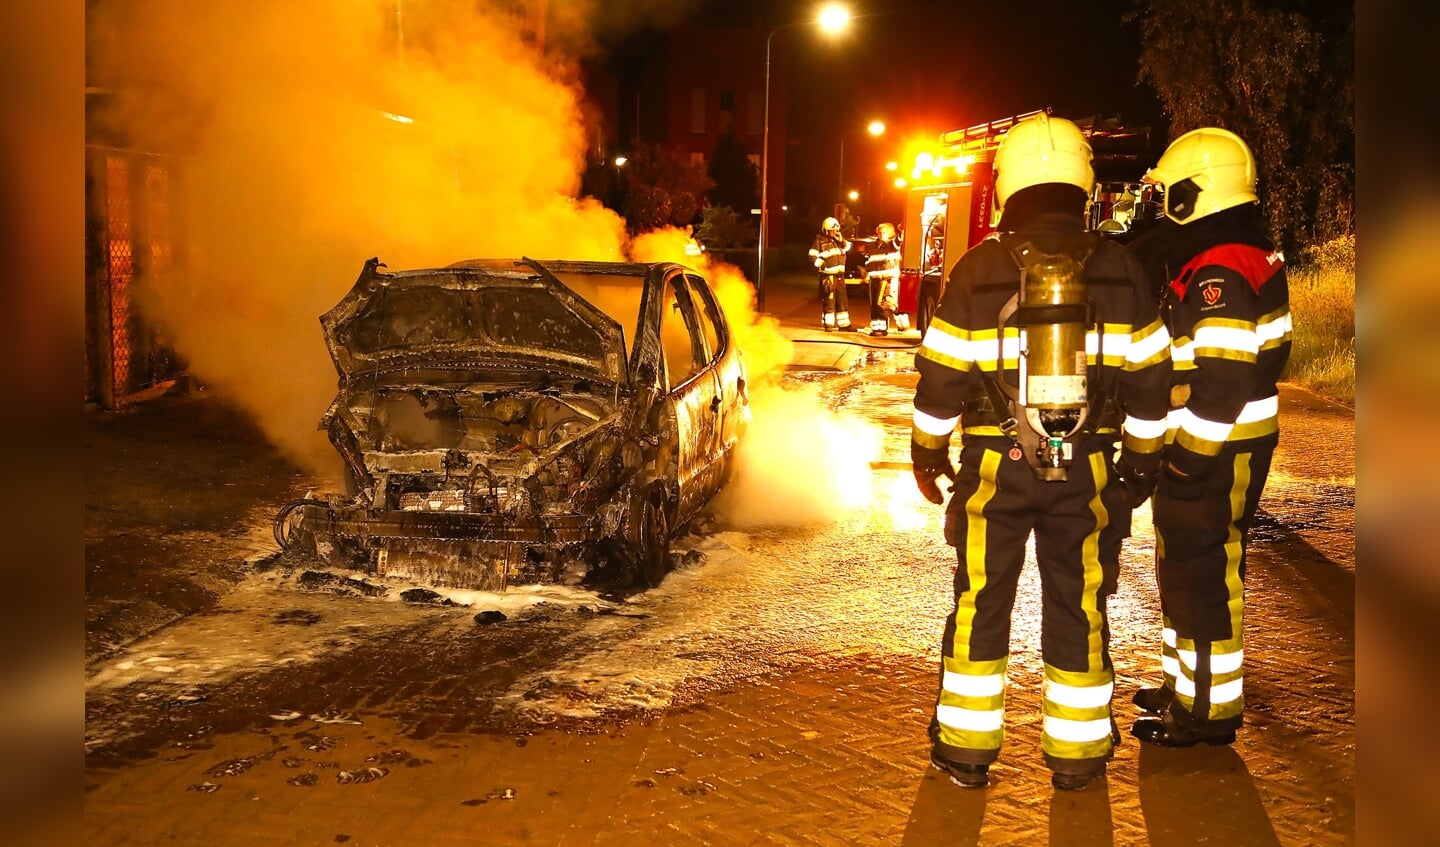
[1283,234,1355,405]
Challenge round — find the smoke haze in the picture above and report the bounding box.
[90,0,630,479]
[91,0,879,527]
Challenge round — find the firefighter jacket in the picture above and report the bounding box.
[1153,204,1291,478]
[912,211,1172,472]
[809,232,850,275]
[865,238,902,297]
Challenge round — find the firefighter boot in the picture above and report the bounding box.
[1131,711,1237,748]
[929,749,989,789]
[1051,766,1106,792]
[1132,686,1174,714]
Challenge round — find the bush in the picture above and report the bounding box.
[1284,234,1355,404]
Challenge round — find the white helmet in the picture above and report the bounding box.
[823,216,841,232]
[992,113,1095,225]
[1145,127,1258,224]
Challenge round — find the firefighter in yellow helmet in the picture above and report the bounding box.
[809,216,852,331]
[912,113,1172,790]
[866,222,907,335]
[1126,127,1290,748]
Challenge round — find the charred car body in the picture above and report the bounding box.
[278,257,750,590]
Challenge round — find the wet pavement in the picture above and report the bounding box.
[84,273,1354,845]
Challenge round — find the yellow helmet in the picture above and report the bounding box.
[992,113,1095,225]
[823,216,842,232]
[1145,127,1258,224]
[876,222,896,240]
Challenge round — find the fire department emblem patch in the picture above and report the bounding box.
[1008,447,1023,461]
[1200,280,1224,307]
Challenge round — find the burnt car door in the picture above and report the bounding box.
[684,272,747,460]
[653,270,724,525]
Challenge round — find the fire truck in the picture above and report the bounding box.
[892,109,1158,332]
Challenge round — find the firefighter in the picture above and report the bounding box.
[911,113,1172,791]
[866,222,909,335]
[1127,128,1291,748]
[809,216,852,331]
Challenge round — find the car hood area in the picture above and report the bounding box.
[321,258,628,387]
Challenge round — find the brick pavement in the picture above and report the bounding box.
[84,273,1354,845]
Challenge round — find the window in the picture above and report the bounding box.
[686,275,725,363]
[690,88,706,134]
[660,276,705,388]
[719,90,735,111]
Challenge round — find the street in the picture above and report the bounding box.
[84,282,1354,845]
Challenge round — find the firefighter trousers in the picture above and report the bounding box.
[1151,432,1277,732]
[818,273,850,329]
[932,437,1128,774]
[869,277,902,332]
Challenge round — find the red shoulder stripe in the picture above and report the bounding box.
[1170,243,1284,300]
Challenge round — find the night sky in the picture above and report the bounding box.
[606,0,1167,229]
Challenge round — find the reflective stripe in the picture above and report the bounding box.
[1128,320,1172,364]
[1174,647,1240,673]
[867,268,900,279]
[1175,674,1197,698]
[1124,415,1167,440]
[1042,715,1113,744]
[1162,627,1177,648]
[913,408,959,437]
[943,671,1005,698]
[1161,654,1181,680]
[1236,395,1279,423]
[1193,324,1260,355]
[1211,679,1244,705]
[1172,341,1195,364]
[1211,650,1243,675]
[1169,407,1234,443]
[1044,679,1113,709]
[936,704,1004,733]
[921,322,975,364]
[1256,311,1292,344]
[1085,332,1133,357]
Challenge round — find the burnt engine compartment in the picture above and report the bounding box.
[345,381,627,516]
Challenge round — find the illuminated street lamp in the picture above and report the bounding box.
[613,155,628,167]
[848,190,860,201]
[867,120,886,137]
[759,3,851,312]
[885,161,898,171]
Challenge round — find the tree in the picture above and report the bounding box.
[581,142,714,234]
[1131,0,1354,255]
[696,204,757,250]
[706,131,760,215]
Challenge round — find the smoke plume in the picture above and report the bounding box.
[91,0,879,527]
[89,0,630,480]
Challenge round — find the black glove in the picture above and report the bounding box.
[1160,462,1206,501]
[912,441,956,505]
[1113,455,1157,509]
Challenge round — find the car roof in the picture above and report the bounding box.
[444,258,675,278]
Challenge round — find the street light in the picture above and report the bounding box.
[867,120,886,137]
[759,3,851,313]
[613,155,628,167]
[848,190,860,201]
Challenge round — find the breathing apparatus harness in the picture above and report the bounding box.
[979,232,1114,482]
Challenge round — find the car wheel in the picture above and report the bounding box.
[635,495,673,588]
[918,287,940,335]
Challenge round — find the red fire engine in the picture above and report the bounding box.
[893,109,1156,332]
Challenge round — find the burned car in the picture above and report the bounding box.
[277,257,750,590]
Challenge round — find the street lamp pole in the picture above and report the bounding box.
[759,26,781,314]
[758,4,850,315]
